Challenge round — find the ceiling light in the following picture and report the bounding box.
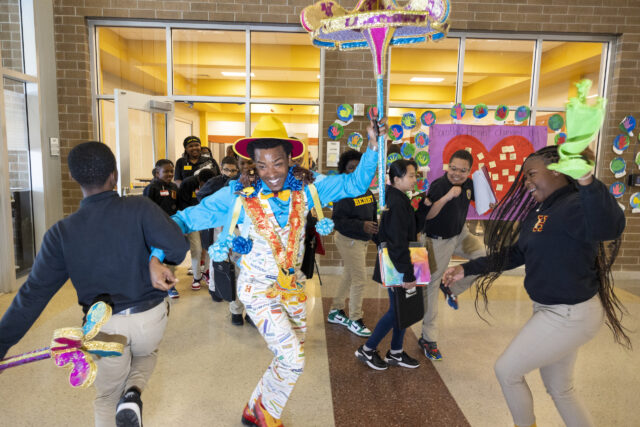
[221,71,255,77]
[410,77,444,83]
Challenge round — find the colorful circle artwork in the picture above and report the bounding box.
[326,170,338,176]
[515,106,530,123]
[613,134,630,154]
[401,142,416,159]
[415,177,428,192]
[636,151,640,168]
[337,104,354,122]
[387,153,402,164]
[366,105,379,121]
[451,103,466,120]
[327,122,344,140]
[548,114,564,131]
[555,132,567,145]
[420,110,436,127]
[610,157,626,177]
[414,131,429,148]
[472,104,488,120]
[401,112,417,130]
[495,105,509,122]
[415,151,430,167]
[619,115,636,135]
[347,132,363,150]
[630,192,640,210]
[609,181,626,198]
[388,124,404,141]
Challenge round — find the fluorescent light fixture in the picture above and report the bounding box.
[410,76,444,83]
[587,94,598,99]
[221,71,255,77]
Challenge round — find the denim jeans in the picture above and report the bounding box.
[365,288,406,351]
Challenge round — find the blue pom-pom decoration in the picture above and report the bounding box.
[210,234,233,262]
[315,217,334,236]
[232,236,253,254]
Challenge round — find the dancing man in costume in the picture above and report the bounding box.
[152,116,383,427]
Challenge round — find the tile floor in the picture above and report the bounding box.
[0,265,639,426]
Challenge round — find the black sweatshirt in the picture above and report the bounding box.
[177,175,201,210]
[174,156,220,182]
[197,175,231,202]
[0,191,189,359]
[463,179,625,305]
[332,190,377,241]
[144,178,178,216]
[373,186,418,284]
[421,175,474,238]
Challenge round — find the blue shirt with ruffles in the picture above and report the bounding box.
[151,147,378,262]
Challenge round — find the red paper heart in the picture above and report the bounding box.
[443,134,534,201]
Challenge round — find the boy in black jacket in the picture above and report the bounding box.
[418,149,485,361]
[144,159,180,298]
[327,150,378,337]
[177,168,216,290]
[0,142,188,426]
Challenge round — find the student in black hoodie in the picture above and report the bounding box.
[327,149,378,337]
[144,159,180,298]
[177,168,216,290]
[174,136,220,186]
[355,159,421,371]
[443,146,628,427]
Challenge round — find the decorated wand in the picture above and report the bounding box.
[301,0,451,214]
[0,301,124,388]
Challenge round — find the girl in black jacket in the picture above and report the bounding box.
[355,159,421,371]
[444,146,629,427]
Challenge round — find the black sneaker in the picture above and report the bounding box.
[231,313,244,326]
[418,337,443,361]
[384,350,420,368]
[355,345,388,371]
[115,387,142,427]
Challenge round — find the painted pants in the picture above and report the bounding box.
[238,280,307,419]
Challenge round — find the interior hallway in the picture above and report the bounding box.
[0,265,638,426]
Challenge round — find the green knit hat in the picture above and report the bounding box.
[547,79,606,179]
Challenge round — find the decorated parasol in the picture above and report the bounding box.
[301,0,451,211]
[0,302,124,388]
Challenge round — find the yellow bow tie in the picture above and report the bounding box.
[259,189,291,201]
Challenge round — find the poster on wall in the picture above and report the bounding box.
[326,140,340,168]
[428,124,547,219]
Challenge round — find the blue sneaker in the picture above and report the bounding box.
[440,283,458,310]
[167,287,180,299]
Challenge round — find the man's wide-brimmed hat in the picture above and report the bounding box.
[233,116,304,160]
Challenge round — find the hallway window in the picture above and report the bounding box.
[4,77,35,276]
[97,27,167,96]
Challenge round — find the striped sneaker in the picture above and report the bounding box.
[327,309,349,326]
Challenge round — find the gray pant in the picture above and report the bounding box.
[495,295,603,427]
[421,226,485,342]
[188,231,209,280]
[94,299,169,427]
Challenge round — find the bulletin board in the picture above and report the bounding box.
[428,124,547,219]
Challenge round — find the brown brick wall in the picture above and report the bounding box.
[0,0,23,71]
[52,0,640,271]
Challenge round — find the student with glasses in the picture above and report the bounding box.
[417,149,486,361]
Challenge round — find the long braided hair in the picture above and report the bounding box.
[475,145,631,349]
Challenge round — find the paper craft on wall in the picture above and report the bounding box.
[421,110,436,127]
[428,124,547,219]
[326,140,340,167]
[613,134,630,154]
[619,115,635,137]
[402,112,417,130]
[555,132,567,145]
[610,157,626,178]
[514,106,530,123]
[327,122,344,140]
[388,124,404,142]
[414,131,429,148]
[473,104,488,121]
[548,114,564,132]
[610,181,626,199]
[630,192,640,213]
[347,132,363,150]
[337,104,354,124]
[451,103,465,122]
[401,142,416,159]
[495,105,509,124]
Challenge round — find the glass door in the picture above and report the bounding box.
[113,89,175,195]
